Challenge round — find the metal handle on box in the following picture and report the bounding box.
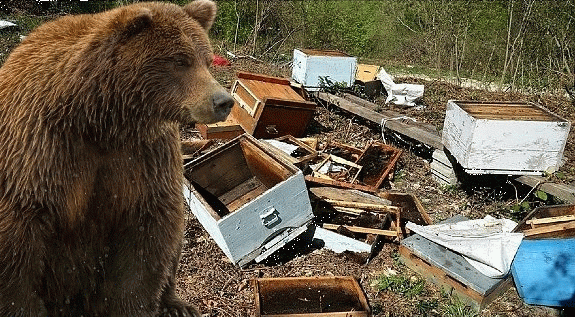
[260,207,281,228]
[265,125,278,135]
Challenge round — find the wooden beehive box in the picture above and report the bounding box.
[291,49,357,91]
[442,100,571,175]
[253,276,371,317]
[231,72,317,139]
[183,134,314,267]
[355,64,382,98]
[399,216,513,310]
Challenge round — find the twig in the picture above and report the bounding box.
[518,179,544,206]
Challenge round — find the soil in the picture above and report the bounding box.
[180,58,575,317]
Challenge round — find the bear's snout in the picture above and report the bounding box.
[212,90,234,121]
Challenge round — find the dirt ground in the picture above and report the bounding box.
[176,58,574,317]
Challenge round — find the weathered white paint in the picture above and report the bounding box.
[291,49,357,91]
[442,100,571,175]
[183,171,313,266]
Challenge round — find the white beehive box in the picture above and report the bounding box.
[183,134,313,267]
[442,100,571,175]
[291,49,357,91]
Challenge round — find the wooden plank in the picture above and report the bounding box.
[218,176,265,206]
[309,187,392,206]
[514,175,575,204]
[322,199,400,213]
[522,220,575,238]
[323,223,398,237]
[237,71,291,86]
[526,215,575,226]
[305,175,377,193]
[316,92,443,149]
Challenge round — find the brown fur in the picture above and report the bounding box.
[0,1,233,316]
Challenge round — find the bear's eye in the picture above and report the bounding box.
[174,57,190,68]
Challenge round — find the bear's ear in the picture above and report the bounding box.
[110,7,153,41]
[184,0,217,31]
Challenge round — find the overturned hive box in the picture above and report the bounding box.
[183,134,313,267]
[253,276,371,317]
[291,49,357,91]
[442,100,571,175]
[231,72,316,139]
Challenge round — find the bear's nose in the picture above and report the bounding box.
[213,91,234,114]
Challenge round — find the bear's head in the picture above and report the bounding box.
[95,0,234,125]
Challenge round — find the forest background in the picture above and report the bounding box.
[2,0,574,96]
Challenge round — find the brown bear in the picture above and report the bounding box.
[0,1,233,316]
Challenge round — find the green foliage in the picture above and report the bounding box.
[1,1,573,92]
[374,273,426,299]
[535,190,548,201]
[442,295,479,317]
[416,298,439,316]
[318,76,350,95]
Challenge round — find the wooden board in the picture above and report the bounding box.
[316,92,443,149]
[442,100,571,175]
[195,115,244,140]
[309,186,392,206]
[511,237,575,307]
[378,191,433,228]
[513,175,575,204]
[399,215,512,309]
[253,276,370,317]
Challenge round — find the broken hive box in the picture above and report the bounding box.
[262,135,318,167]
[513,204,575,239]
[378,191,433,235]
[231,71,316,139]
[399,216,513,310]
[253,276,371,317]
[183,134,314,267]
[291,48,357,91]
[305,141,402,193]
[442,100,571,175]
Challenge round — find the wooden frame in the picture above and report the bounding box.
[305,141,402,193]
[253,276,370,317]
[273,135,318,166]
[513,204,575,239]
